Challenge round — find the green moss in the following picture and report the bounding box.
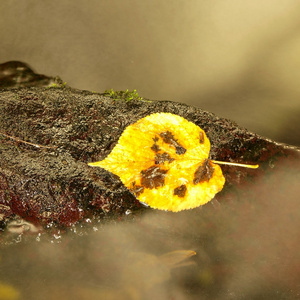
[103,89,144,101]
[46,81,67,89]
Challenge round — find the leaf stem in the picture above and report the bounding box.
[211,160,259,169]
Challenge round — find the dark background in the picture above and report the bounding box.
[1,1,300,145]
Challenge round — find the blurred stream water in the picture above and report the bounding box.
[1,158,300,299]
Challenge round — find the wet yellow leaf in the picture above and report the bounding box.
[89,113,226,211]
[159,250,197,268]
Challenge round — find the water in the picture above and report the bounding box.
[1,161,300,300]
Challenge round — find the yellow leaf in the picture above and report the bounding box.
[89,113,226,211]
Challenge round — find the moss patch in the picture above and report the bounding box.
[103,89,143,101]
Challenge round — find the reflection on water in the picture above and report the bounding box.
[0,217,198,300]
[1,160,300,299]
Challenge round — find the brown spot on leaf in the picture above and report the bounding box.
[193,159,214,184]
[155,152,175,165]
[151,143,160,152]
[159,131,186,155]
[173,184,187,197]
[140,166,168,189]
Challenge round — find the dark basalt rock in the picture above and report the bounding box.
[0,62,299,235]
[0,61,60,88]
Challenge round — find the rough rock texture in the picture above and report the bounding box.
[0,60,299,234]
[0,84,299,233]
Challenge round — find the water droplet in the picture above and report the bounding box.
[36,233,41,242]
[14,235,22,243]
[53,234,61,240]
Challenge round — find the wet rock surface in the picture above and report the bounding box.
[0,61,60,89]
[0,61,299,236]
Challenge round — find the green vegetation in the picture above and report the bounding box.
[46,81,67,89]
[103,89,143,101]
